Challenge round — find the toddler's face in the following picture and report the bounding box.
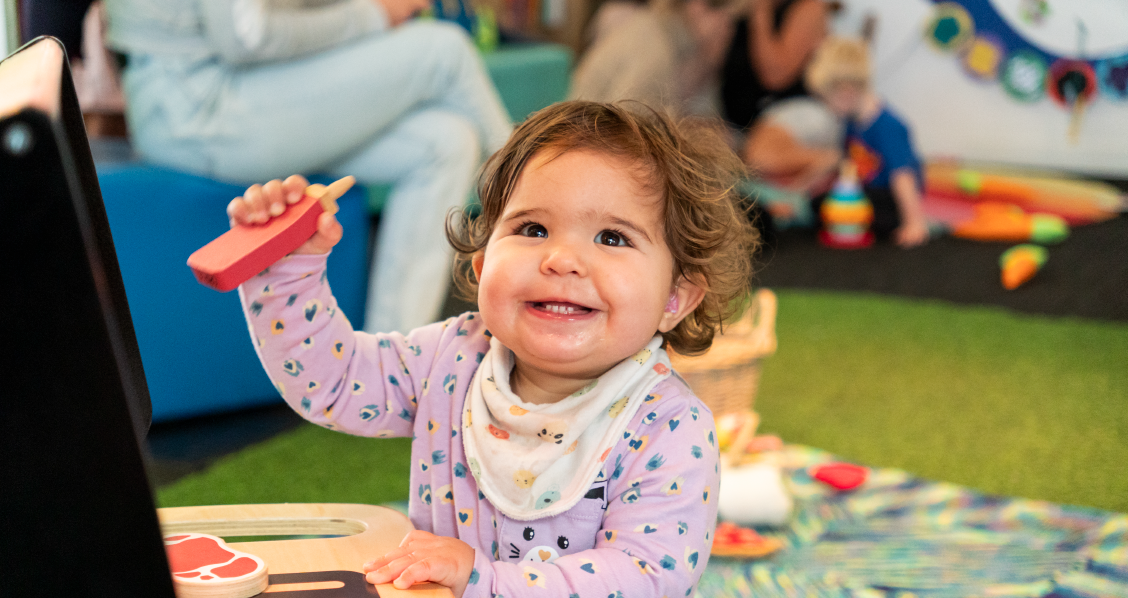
[822,81,866,118]
[473,149,678,382]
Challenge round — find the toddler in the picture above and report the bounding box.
[229,101,758,597]
[806,36,929,247]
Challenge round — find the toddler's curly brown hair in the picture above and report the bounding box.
[447,100,759,355]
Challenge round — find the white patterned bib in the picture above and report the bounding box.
[461,335,672,520]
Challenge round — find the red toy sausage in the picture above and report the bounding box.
[187,176,355,292]
[811,462,868,491]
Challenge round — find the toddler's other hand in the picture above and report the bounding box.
[364,530,475,597]
[226,174,344,255]
[895,217,929,248]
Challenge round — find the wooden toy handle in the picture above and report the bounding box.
[307,175,354,216]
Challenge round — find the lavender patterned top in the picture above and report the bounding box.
[240,253,721,598]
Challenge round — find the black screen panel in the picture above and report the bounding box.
[0,37,174,598]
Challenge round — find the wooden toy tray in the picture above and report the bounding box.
[158,503,452,598]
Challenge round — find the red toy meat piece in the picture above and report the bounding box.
[164,533,268,598]
[812,462,868,490]
[187,176,354,292]
[212,557,262,579]
[166,536,237,573]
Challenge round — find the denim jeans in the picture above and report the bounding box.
[124,20,511,332]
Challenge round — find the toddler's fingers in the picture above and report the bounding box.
[363,546,411,572]
[242,184,269,223]
[294,212,343,255]
[226,198,251,227]
[392,559,440,590]
[399,529,436,547]
[362,530,436,580]
[282,174,309,204]
[365,553,418,585]
[319,212,343,240]
[262,179,286,217]
[399,528,437,546]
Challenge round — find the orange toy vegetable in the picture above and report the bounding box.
[1000,244,1048,290]
[926,163,1125,225]
[950,202,1068,244]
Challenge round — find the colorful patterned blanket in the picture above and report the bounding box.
[698,446,1128,598]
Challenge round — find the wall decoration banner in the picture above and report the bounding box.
[925,0,1128,109]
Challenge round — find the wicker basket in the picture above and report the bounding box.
[669,288,778,418]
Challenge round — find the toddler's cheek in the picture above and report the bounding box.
[475,270,521,325]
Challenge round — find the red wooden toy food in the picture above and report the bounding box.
[711,522,784,559]
[164,533,268,598]
[187,176,355,292]
[811,462,868,491]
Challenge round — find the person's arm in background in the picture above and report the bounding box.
[748,0,827,90]
[198,0,426,66]
[744,122,840,191]
[679,0,736,101]
[890,167,928,247]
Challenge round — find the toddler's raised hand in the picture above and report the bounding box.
[364,530,475,597]
[226,174,344,255]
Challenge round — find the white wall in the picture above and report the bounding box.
[833,0,1128,177]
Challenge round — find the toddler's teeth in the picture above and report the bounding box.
[537,302,585,315]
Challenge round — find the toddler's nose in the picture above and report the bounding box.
[540,239,588,277]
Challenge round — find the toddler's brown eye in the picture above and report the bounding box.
[595,230,627,247]
[520,223,547,238]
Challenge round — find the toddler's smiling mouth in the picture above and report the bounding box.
[529,301,594,316]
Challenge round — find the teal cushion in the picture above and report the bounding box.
[368,184,392,214]
[483,43,573,122]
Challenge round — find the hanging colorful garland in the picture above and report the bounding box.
[924,0,1128,107]
[1096,57,1128,102]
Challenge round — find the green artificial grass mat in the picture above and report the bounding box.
[157,429,413,508]
[755,290,1128,513]
[157,290,1128,513]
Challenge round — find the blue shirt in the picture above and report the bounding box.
[845,106,922,191]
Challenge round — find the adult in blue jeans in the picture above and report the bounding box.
[105,0,513,333]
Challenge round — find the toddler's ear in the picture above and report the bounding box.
[471,252,485,282]
[658,276,706,333]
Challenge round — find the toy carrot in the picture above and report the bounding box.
[951,202,1069,244]
[1000,244,1048,290]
